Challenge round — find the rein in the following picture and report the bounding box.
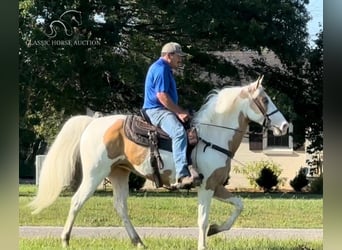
[197,122,263,137]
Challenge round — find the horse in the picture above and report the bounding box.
[29,76,289,250]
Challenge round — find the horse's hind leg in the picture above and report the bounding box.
[61,172,106,247]
[109,167,145,248]
[207,185,243,236]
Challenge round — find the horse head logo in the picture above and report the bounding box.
[44,10,82,38]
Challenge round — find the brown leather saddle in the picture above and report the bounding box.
[123,112,198,188]
[124,114,171,149]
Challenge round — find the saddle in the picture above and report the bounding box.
[123,113,198,188]
[124,115,171,148]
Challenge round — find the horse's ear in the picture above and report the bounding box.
[256,75,264,88]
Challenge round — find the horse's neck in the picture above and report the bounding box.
[196,96,249,154]
[197,114,241,153]
[227,113,249,154]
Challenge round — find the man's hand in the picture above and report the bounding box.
[157,92,190,122]
[177,112,190,123]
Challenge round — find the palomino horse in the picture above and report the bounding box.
[29,76,289,250]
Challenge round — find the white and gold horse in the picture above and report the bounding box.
[29,76,288,250]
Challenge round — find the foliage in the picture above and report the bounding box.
[255,167,279,192]
[302,31,323,154]
[233,160,286,190]
[128,173,146,192]
[245,29,323,153]
[290,167,309,192]
[309,174,323,194]
[306,151,323,175]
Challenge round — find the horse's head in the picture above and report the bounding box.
[60,10,82,26]
[244,76,289,136]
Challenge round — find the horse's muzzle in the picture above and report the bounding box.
[271,121,289,136]
[280,122,289,135]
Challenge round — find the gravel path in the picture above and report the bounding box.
[20,226,322,240]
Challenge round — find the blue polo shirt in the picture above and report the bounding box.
[143,58,178,109]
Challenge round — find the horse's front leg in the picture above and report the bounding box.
[207,185,243,236]
[197,189,214,250]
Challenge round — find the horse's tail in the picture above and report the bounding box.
[29,115,94,214]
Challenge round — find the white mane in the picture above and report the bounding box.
[193,86,244,125]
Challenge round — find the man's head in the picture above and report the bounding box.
[161,42,187,57]
[161,42,187,69]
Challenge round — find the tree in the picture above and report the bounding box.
[303,30,323,153]
[240,29,323,152]
[20,0,312,116]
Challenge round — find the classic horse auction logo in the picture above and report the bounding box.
[44,10,82,38]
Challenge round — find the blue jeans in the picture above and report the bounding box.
[145,107,190,180]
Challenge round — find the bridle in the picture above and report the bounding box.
[250,93,280,130]
[194,89,280,159]
[197,92,280,136]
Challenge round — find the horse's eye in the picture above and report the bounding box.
[263,97,269,105]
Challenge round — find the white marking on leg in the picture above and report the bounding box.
[61,178,103,247]
[111,172,145,247]
[61,154,113,247]
[197,189,214,250]
[216,196,243,231]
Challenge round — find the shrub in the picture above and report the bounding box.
[290,168,309,192]
[233,160,286,190]
[255,167,279,192]
[129,172,146,191]
[309,174,323,194]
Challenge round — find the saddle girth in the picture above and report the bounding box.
[147,130,163,188]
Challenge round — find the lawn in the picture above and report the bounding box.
[19,184,323,229]
[19,237,323,250]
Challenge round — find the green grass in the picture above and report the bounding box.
[19,237,322,250]
[19,185,323,228]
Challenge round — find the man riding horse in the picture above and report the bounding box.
[142,42,202,189]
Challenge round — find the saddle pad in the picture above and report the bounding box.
[124,115,171,147]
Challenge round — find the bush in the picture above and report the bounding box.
[233,160,286,190]
[290,168,309,192]
[129,172,146,191]
[255,167,279,192]
[310,174,323,194]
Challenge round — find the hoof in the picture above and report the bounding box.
[61,234,70,248]
[207,224,219,236]
[132,237,146,249]
[137,242,146,249]
[62,240,69,248]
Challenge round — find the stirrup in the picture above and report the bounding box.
[188,165,200,179]
[188,165,203,185]
[171,182,192,190]
[175,175,203,190]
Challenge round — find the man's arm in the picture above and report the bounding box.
[156,92,189,122]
